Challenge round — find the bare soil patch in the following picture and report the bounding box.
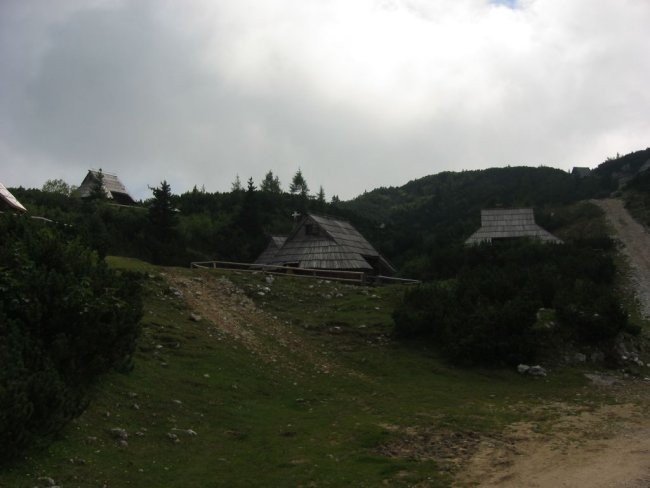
[162,269,339,376]
[593,198,650,319]
[456,399,650,487]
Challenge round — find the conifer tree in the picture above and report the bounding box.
[260,170,282,193]
[148,180,177,239]
[316,185,326,204]
[289,169,309,196]
[231,174,243,192]
[88,168,106,201]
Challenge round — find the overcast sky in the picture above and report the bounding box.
[1,0,649,200]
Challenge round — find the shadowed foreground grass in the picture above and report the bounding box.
[0,258,609,488]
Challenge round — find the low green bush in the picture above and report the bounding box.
[393,240,628,366]
[0,215,142,462]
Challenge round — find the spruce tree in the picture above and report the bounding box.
[289,169,309,196]
[260,170,282,193]
[88,169,106,201]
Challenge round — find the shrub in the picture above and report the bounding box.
[393,240,628,366]
[0,215,142,462]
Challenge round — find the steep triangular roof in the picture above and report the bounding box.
[254,235,287,264]
[260,214,395,274]
[0,181,27,212]
[466,208,562,245]
[78,170,135,204]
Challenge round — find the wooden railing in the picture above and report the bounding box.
[189,260,420,285]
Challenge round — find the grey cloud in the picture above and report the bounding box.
[1,0,649,199]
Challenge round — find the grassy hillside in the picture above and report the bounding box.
[0,258,638,488]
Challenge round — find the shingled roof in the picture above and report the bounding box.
[257,214,395,274]
[78,170,135,205]
[0,181,27,212]
[465,208,562,245]
[254,236,287,265]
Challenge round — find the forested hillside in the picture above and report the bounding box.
[8,148,649,274]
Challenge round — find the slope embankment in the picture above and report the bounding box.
[593,198,650,319]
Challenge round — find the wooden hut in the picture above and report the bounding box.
[254,236,287,265]
[571,167,591,178]
[465,208,562,245]
[256,214,395,275]
[78,170,135,205]
[0,181,27,212]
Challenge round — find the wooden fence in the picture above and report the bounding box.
[189,260,420,285]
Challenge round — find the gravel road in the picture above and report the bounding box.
[593,198,650,319]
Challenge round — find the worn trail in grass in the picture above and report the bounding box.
[1,258,644,488]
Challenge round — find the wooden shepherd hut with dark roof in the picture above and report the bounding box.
[465,208,562,245]
[78,170,135,205]
[255,214,395,275]
[0,181,27,212]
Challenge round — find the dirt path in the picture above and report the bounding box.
[593,198,650,319]
[162,269,340,376]
[456,399,650,488]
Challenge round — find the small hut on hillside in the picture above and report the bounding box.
[78,170,135,205]
[0,181,27,212]
[255,213,395,275]
[571,167,591,178]
[465,208,562,245]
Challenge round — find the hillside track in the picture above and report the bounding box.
[593,198,650,319]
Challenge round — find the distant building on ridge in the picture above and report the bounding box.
[465,208,562,245]
[571,167,591,178]
[78,170,135,205]
[0,181,27,212]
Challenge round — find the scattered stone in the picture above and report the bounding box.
[171,399,183,405]
[171,428,197,436]
[257,292,265,297]
[169,287,183,298]
[517,364,546,376]
[190,313,202,322]
[265,275,274,284]
[529,365,547,376]
[119,439,128,447]
[37,477,56,487]
[109,428,128,441]
[573,353,587,363]
[166,432,180,443]
[584,373,623,387]
[132,403,140,410]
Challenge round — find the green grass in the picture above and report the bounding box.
[0,259,619,488]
